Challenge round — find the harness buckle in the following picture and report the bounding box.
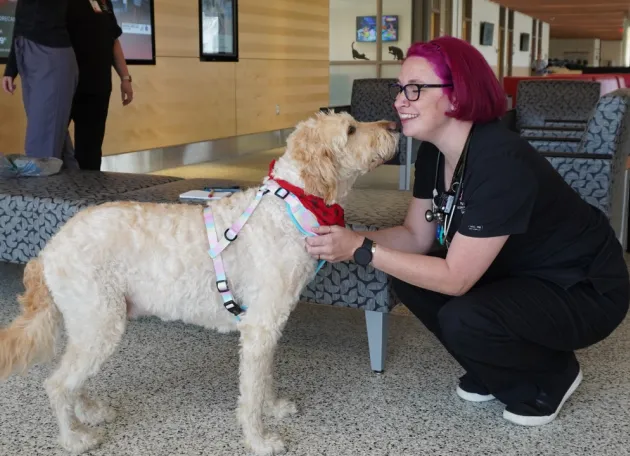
[223,299,245,316]
[216,280,229,293]
[224,227,238,241]
[274,187,289,199]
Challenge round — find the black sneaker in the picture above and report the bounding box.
[456,373,495,402]
[503,365,583,426]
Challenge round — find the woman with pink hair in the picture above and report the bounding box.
[306,36,628,426]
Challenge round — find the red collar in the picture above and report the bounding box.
[268,160,345,227]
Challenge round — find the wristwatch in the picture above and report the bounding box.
[353,237,376,266]
[121,75,132,82]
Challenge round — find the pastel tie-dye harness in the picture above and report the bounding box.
[203,179,327,321]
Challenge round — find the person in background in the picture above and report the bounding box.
[1,0,78,168]
[64,0,134,171]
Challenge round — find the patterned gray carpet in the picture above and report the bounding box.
[0,261,629,456]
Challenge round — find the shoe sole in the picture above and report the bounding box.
[503,368,583,426]
[456,386,496,402]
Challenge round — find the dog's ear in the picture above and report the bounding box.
[290,121,340,204]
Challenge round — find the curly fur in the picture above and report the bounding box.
[0,111,398,455]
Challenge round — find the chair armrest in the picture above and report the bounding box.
[320,105,352,114]
[521,125,585,133]
[537,151,609,159]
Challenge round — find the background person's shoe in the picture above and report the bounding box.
[503,365,583,426]
[456,373,495,402]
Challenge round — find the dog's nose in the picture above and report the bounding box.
[386,121,399,132]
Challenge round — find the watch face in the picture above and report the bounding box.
[354,247,372,266]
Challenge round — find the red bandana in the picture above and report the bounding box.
[268,160,345,227]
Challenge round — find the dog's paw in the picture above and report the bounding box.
[265,398,298,419]
[246,433,286,456]
[75,397,116,426]
[59,424,104,454]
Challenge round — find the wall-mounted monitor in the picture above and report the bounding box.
[199,0,238,62]
[519,33,530,52]
[356,15,399,43]
[111,0,156,65]
[479,21,494,46]
[0,0,17,64]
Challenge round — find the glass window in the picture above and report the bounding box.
[330,0,378,62]
[329,64,378,107]
[328,0,426,105]
[381,0,412,61]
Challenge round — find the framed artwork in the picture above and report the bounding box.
[199,0,238,62]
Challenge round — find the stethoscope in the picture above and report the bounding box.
[424,125,474,247]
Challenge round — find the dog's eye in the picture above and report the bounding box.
[348,125,356,135]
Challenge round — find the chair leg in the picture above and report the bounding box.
[365,310,389,373]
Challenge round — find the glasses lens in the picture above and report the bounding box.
[404,85,420,101]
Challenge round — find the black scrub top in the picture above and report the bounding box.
[413,119,629,296]
[4,0,71,78]
[66,0,122,94]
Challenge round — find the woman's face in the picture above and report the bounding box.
[394,56,452,141]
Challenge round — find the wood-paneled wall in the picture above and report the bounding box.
[0,0,329,156]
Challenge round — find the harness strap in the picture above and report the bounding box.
[204,206,247,319]
[208,186,268,258]
[205,180,329,320]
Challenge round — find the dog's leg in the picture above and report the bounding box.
[75,391,117,426]
[44,295,126,454]
[238,323,287,455]
[263,353,297,420]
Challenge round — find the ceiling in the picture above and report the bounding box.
[495,0,629,41]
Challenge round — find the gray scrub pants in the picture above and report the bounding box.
[14,36,79,168]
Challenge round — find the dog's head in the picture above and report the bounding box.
[273,111,399,205]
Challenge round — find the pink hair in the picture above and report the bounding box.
[405,36,506,123]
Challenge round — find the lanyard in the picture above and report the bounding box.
[430,125,474,247]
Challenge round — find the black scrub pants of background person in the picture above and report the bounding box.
[14,36,78,167]
[392,268,629,415]
[67,90,112,171]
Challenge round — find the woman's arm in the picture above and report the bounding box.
[371,232,508,296]
[112,39,128,79]
[306,225,507,296]
[112,39,133,105]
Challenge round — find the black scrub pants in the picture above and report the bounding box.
[393,270,629,406]
[69,90,112,171]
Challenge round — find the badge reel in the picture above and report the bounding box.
[425,188,456,246]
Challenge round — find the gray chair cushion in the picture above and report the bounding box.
[515,80,601,129]
[0,171,183,263]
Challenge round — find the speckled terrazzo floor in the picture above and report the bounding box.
[0,260,629,456]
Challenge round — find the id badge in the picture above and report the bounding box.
[89,0,103,13]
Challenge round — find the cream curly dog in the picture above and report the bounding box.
[0,111,399,455]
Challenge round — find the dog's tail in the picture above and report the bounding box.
[0,258,61,379]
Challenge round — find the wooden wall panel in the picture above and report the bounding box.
[235,59,328,135]
[239,0,329,60]
[154,0,200,58]
[103,57,236,155]
[0,76,27,154]
[0,0,329,158]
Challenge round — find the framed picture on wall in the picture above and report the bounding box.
[199,0,238,62]
[0,0,17,64]
[111,0,157,65]
[519,33,530,52]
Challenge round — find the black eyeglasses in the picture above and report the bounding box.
[389,83,453,101]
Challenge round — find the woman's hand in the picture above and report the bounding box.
[2,76,15,95]
[305,225,364,263]
[121,80,133,106]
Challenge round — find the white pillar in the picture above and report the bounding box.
[623,16,630,66]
